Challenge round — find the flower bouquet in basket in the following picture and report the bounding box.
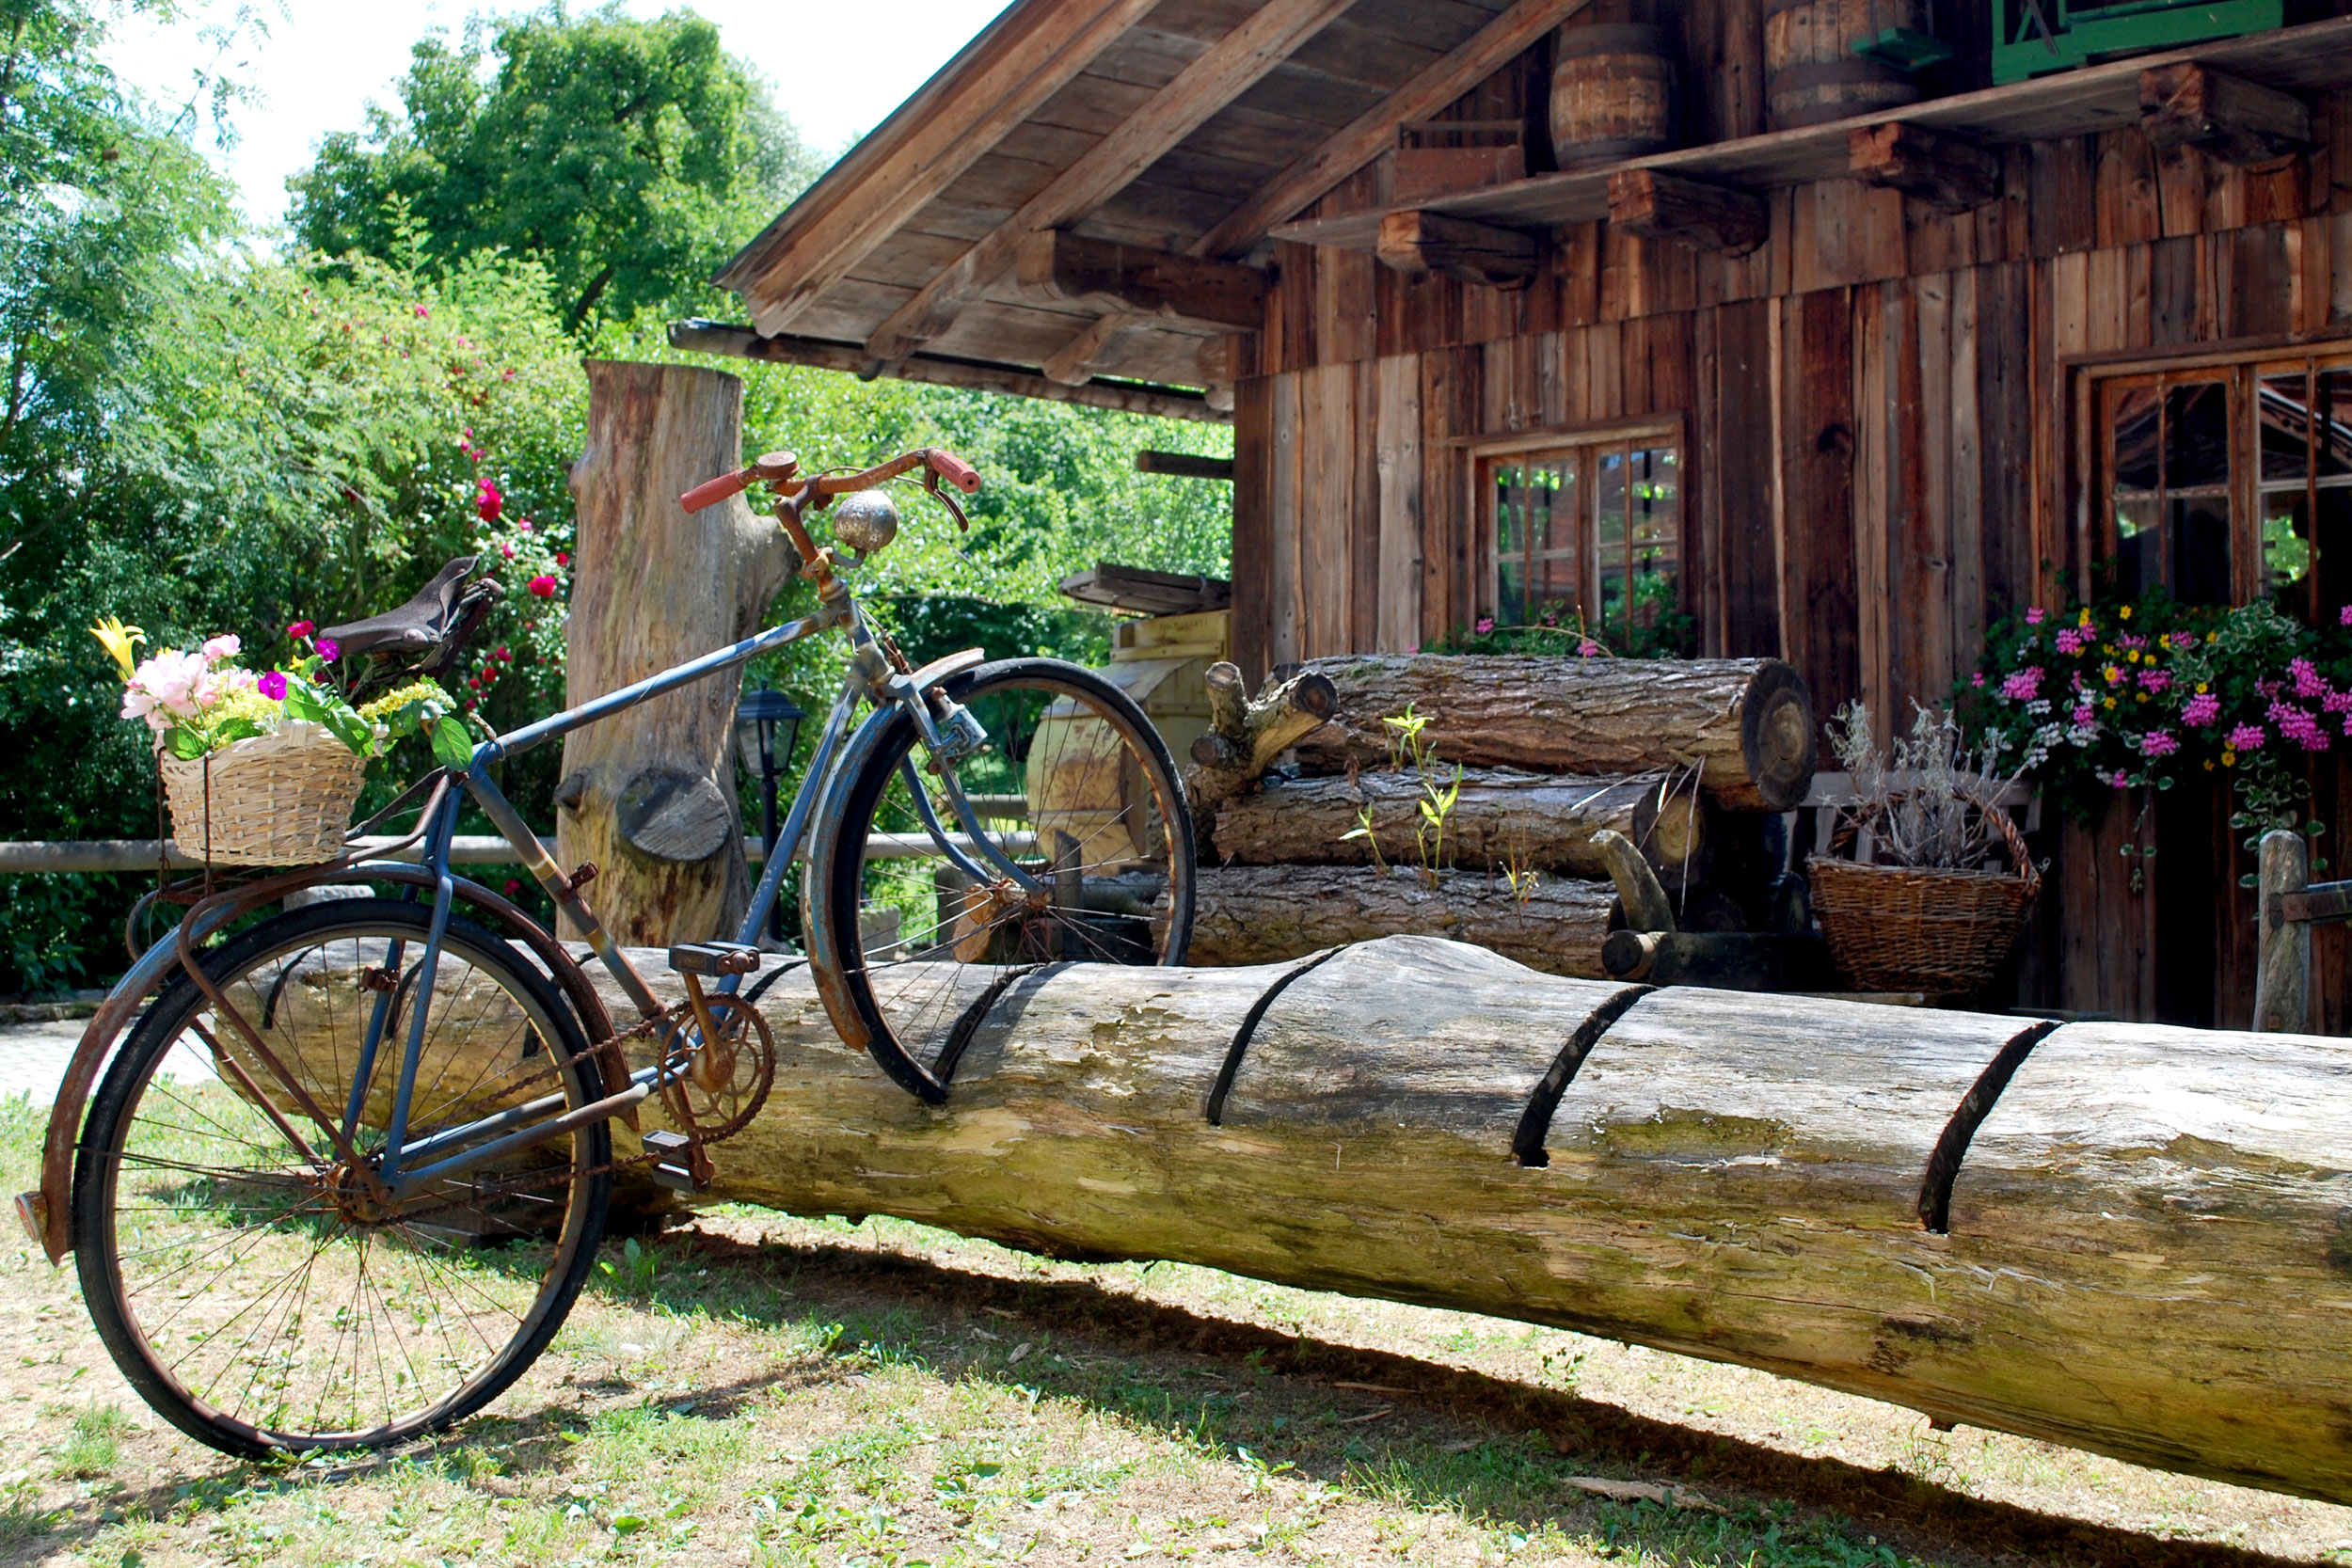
[92,617,474,866]
[1806,700,2042,999]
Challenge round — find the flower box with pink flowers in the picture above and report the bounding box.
[90,617,472,865]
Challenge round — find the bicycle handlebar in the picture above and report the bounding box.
[678,447,980,515]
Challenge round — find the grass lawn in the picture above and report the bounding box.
[2,1090,2348,1567]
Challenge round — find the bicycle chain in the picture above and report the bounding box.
[354,1000,763,1231]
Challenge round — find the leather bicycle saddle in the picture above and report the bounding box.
[322,557,487,665]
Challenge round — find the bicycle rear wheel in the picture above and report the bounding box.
[73,898,612,1459]
[811,657,1194,1101]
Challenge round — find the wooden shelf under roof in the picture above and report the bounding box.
[1269,15,2352,253]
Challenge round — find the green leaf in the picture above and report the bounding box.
[163,727,209,760]
[430,717,475,770]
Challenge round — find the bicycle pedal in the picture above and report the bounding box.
[667,941,762,977]
[642,1129,714,1193]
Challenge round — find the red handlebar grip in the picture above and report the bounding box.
[679,468,754,514]
[926,449,982,494]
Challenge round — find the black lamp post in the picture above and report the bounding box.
[734,688,805,940]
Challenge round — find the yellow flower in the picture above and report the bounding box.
[2223,751,2237,766]
[2103,697,2117,709]
[2079,609,2092,625]
[2207,631,2218,642]
[2204,759,2217,770]
[2104,664,2122,683]
[2137,692,2150,703]
[2196,682,2209,693]
[88,616,145,683]
[2128,649,2141,662]
[2120,604,2133,620]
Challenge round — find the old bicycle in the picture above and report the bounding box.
[19,446,1195,1459]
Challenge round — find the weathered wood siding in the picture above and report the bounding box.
[1226,58,2352,1027]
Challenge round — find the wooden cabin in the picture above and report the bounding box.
[684,0,2352,1030]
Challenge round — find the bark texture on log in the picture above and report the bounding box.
[1187,863,1613,976]
[559,361,795,946]
[271,938,2352,1503]
[553,939,2352,1507]
[1293,655,1816,811]
[1213,768,1708,887]
[1184,661,1338,816]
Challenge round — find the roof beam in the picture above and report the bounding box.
[667,321,1228,424]
[1016,231,1269,332]
[2138,62,2312,168]
[863,0,1362,361]
[720,0,1160,337]
[1041,312,1145,386]
[1191,0,1595,261]
[1848,121,1999,212]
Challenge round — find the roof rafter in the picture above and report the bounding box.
[720,0,1159,337]
[862,0,1363,361]
[1191,0,1595,261]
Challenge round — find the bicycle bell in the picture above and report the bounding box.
[833,489,899,556]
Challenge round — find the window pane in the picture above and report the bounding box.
[2261,370,2315,483]
[1629,447,1681,643]
[2316,484,2352,623]
[1493,460,1571,626]
[2115,495,2162,599]
[2170,497,2233,605]
[2319,368,2352,479]
[2112,386,2161,492]
[2262,490,2312,597]
[2165,381,2232,490]
[1594,448,1630,641]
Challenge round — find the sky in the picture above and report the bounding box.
[101,0,1013,228]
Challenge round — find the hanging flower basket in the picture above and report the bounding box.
[159,721,370,866]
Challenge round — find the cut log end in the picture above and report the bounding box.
[1740,661,1818,812]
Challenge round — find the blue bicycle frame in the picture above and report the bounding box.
[337,587,1045,1202]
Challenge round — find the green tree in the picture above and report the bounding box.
[289,4,820,329]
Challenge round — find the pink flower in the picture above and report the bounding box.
[2226,721,2267,752]
[528,575,558,598]
[554,551,569,567]
[257,671,288,701]
[1970,672,1985,688]
[286,620,314,641]
[316,639,341,661]
[504,878,523,895]
[122,648,211,729]
[1999,666,2043,702]
[2137,668,2170,693]
[2025,607,2044,626]
[516,518,532,533]
[414,303,429,318]
[2054,626,2087,655]
[1578,639,1601,657]
[2139,729,2179,758]
[476,477,502,523]
[2291,657,2328,700]
[199,633,240,663]
[500,542,516,561]
[495,646,510,661]
[1474,617,1494,635]
[2182,692,2221,725]
[2340,604,2352,627]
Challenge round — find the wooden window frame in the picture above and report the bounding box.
[1464,415,1687,639]
[2071,341,2352,615]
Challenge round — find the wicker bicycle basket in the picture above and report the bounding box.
[1805,809,2041,997]
[157,721,368,866]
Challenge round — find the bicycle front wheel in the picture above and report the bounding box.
[73,898,612,1459]
[812,657,1195,1101]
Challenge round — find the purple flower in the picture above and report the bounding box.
[2181,692,2220,725]
[2025,606,2044,626]
[2340,604,2352,627]
[2137,668,2170,693]
[257,671,288,702]
[315,639,341,661]
[2292,657,2328,701]
[2226,721,2267,752]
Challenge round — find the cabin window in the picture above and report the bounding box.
[1481,424,1686,656]
[2090,350,2352,616]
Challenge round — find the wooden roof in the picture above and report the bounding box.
[698,0,1586,415]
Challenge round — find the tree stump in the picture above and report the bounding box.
[557,361,795,947]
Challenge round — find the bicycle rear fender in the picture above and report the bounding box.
[19,866,614,1265]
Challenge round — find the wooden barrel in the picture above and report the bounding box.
[1549,24,1677,171]
[1763,0,1924,130]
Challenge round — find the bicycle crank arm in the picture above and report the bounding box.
[389,1079,650,1199]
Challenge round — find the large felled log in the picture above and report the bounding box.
[1294,655,1816,812]
[1186,862,1613,975]
[558,361,796,946]
[1214,768,1708,888]
[260,938,2352,1503]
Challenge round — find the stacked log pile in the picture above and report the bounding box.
[1184,655,1817,979]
